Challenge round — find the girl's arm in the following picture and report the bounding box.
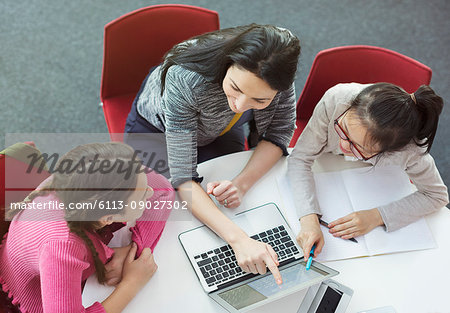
[130,170,175,256]
[39,240,107,313]
[287,90,332,220]
[104,171,175,286]
[102,244,157,313]
[314,145,449,239]
[286,86,337,258]
[40,240,156,313]
[329,147,449,235]
[376,151,449,232]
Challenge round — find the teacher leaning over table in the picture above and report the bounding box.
[124,24,301,284]
[288,82,449,261]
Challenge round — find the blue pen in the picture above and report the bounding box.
[305,244,316,271]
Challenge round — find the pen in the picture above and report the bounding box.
[305,244,315,270]
[318,218,358,243]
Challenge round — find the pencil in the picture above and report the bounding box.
[319,218,358,243]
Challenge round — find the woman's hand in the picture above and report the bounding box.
[104,244,132,286]
[297,214,324,259]
[230,236,282,285]
[120,243,158,290]
[328,208,384,239]
[206,180,244,208]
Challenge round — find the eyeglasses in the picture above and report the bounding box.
[334,109,379,161]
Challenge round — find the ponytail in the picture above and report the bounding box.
[350,83,443,154]
[411,85,443,152]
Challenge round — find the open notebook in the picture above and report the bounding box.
[277,165,436,262]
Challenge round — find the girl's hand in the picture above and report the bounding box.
[206,180,244,208]
[328,208,384,239]
[121,243,157,290]
[297,214,324,259]
[230,236,282,285]
[105,244,132,286]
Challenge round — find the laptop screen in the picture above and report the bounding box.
[217,261,328,310]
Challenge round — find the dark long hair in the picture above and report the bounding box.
[160,23,301,94]
[11,142,142,284]
[349,83,443,154]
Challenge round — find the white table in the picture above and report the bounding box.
[82,151,450,313]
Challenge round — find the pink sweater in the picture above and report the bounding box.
[0,171,175,313]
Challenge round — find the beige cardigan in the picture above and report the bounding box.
[287,83,449,232]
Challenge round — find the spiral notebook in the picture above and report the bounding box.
[277,165,436,262]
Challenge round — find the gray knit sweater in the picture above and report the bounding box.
[137,65,296,186]
[287,83,449,232]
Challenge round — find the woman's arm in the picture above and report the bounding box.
[233,140,283,194]
[178,180,282,284]
[208,140,283,207]
[209,84,297,207]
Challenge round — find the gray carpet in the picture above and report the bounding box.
[1,0,449,188]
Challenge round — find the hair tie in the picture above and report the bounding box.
[410,93,417,105]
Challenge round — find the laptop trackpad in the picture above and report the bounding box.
[211,260,335,312]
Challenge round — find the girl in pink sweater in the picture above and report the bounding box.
[0,142,175,313]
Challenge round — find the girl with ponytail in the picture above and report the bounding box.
[288,83,448,261]
[0,142,175,313]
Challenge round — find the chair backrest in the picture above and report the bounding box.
[0,143,50,238]
[100,4,220,102]
[296,45,432,121]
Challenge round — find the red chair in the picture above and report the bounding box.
[289,45,432,147]
[100,5,220,140]
[0,142,50,239]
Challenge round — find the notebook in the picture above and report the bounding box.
[277,165,436,261]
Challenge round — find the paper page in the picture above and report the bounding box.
[313,171,369,260]
[316,226,368,262]
[277,173,369,261]
[276,175,302,235]
[313,171,354,221]
[276,173,355,234]
[340,165,435,255]
[365,219,436,255]
[341,166,413,211]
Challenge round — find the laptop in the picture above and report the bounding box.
[179,202,339,312]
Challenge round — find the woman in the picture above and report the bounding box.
[125,24,301,284]
[288,82,449,260]
[0,142,175,313]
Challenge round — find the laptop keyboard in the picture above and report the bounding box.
[194,225,300,288]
